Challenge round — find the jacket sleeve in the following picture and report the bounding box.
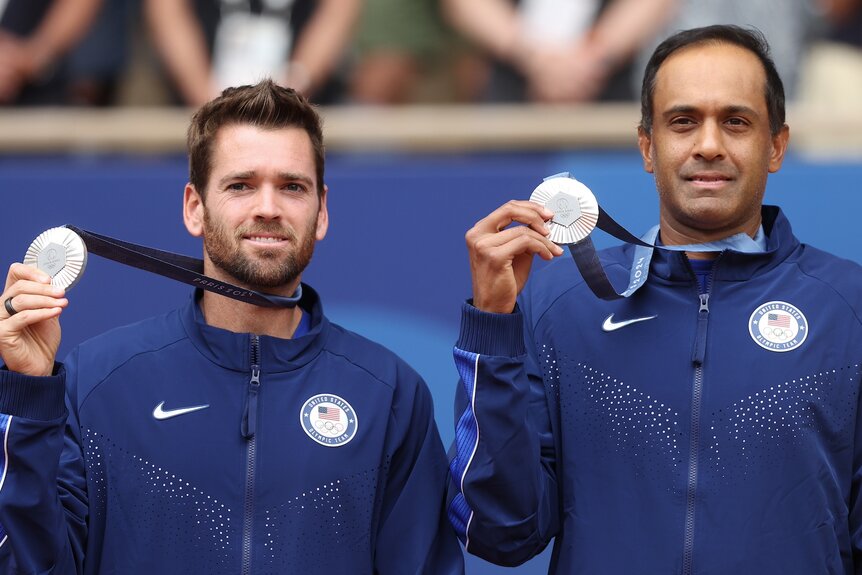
[0,359,88,575]
[447,301,560,566]
[373,363,465,574]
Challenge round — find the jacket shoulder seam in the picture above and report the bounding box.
[793,261,862,327]
[78,336,188,411]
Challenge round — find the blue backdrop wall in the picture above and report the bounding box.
[1,150,860,573]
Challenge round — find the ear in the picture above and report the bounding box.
[637,126,655,174]
[768,124,790,173]
[315,184,329,241]
[183,184,204,237]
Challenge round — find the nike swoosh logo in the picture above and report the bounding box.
[153,401,210,421]
[602,313,657,332]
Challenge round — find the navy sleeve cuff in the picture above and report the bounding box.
[0,363,67,421]
[456,300,526,357]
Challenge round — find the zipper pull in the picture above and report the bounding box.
[241,367,260,439]
[692,293,710,365]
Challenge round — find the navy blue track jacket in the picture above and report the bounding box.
[0,286,463,574]
[449,206,862,574]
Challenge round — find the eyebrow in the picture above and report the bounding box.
[662,104,760,118]
[218,171,315,187]
[277,171,315,186]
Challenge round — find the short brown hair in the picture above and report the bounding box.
[187,79,325,196]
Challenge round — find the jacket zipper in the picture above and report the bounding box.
[682,259,716,575]
[241,334,261,575]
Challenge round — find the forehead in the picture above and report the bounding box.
[210,123,316,181]
[653,42,768,113]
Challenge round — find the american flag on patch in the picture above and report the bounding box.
[318,406,341,421]
[767,313,790,328]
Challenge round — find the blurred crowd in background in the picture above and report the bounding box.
[0,0,860,109]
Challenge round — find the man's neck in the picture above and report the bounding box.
[196,256,305,337]
[200,290,303,338]
[660,218,762,261]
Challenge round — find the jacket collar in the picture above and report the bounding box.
[180,283,329,372]
[642,205,800,283]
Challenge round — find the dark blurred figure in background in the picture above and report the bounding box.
[65,0,134,106]
[0,0,103,105]
[3,0,858,109]
[144,0,361,106]
[441,0,674,103]
[349,0,485,104]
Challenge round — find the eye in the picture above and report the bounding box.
[283,182,307,193]
[227,182,250,192]
[669,116,697,131]
[725,117,749,127]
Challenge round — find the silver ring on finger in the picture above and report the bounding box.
[4,296,17,317]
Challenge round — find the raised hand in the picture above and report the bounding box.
[0,263,67,376]
[466,200,563,314]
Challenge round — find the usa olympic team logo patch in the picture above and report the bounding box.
[748,301,808,352]
[300,394,358,447]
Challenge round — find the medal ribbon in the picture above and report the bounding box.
[64,225,302,308]
[543,173,765,300]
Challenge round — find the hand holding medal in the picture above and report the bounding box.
[0,230,73,376]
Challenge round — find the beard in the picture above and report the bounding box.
[202,209,317,290]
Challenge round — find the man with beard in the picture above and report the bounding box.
[0,80,463,575]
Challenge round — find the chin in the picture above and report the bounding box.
[684,197,733,215]
[686,216,747,237]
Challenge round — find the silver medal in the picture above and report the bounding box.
[529,177,599,245]
[23,227,88,290]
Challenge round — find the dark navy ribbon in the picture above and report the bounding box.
[544,173,765,301]
[64,225,302,308]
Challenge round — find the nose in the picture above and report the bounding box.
[253,186,281,220]
[693,120,725,162]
